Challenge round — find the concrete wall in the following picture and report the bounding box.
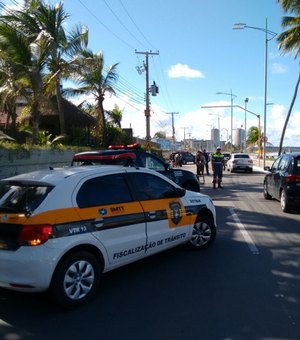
[0,149,76,179]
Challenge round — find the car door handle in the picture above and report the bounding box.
[92,218,104,230]
[148,211,156,219]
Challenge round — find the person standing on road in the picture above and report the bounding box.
[195,150,206,179]
[203,149,210,175]
[211,146,225,189]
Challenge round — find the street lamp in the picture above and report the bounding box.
[244,98,249,152]
[216,90,236,147]
[233,19,276,167]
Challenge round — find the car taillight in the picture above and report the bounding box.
[18,225,53,246]
[286,174,300,183]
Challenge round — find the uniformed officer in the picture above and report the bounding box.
[211,146,225,189]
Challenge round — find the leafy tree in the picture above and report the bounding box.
[154,131,166,139]
[0,10,48,143]
[107,105,122,128]
[247,126,260,145]
[276,0,300,155]
[32,0,88,135]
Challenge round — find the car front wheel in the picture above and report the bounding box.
[50,251,102,308]
[263,182,271,200]
[188,215,216,249]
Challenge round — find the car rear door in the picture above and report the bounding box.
[126,172,192,256]
[74,172,147,265]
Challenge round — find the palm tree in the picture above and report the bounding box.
[277,0,300,155]
[107,105,123,128]
[0,14,47,143]
[32,0,88,136]
[3,0,88,136]
[68,49,119,146]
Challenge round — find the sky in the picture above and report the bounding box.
[4,0,300,147]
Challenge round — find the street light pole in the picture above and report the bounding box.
[233,19,276,167]
[216,90,236,148]
[244,98,249,152]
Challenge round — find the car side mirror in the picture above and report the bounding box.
[165,163,171,171]
[176,187,186,197]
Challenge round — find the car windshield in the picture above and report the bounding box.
[0,182,53,214]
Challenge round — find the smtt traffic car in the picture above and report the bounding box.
[0,166,216,308]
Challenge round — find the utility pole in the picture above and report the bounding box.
[135,50,159,145]
[183,127,188,150]
[167,112,179,152]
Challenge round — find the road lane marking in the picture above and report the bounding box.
[229,207,260,255]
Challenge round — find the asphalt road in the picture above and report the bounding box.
[0,165,300,340]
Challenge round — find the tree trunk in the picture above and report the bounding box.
[278,68,300,155]
[56,81,66,135]
[99,100,106,147]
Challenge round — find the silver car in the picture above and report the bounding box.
[227,153,253,173]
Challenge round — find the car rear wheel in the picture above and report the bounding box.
[50,251,101,308]
[263,182,272,200]
[280,189,291,212]
[188,215,216,249]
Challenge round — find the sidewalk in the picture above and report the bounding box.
[252,157,274,173]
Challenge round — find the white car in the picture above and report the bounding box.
[226,153,253,173]
[0,166,216,308]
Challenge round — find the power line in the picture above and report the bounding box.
[103,0,147,49]
[118,0,157,51]
[77,0,135,50]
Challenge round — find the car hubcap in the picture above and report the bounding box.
[64,260,95,300]
[190,221,211,247]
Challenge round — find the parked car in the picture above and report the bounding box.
[170,151,196,165]
[226,153,253,173]
[72,144,200,192]
[222,152,231,170]
[0,166,216,308]
[263,152,300,212]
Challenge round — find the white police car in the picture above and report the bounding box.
[0,166,216,308]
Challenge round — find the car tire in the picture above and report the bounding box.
[280,189,291,213]
[188,215,216,249]
[49,251,102,309]
[263,182,272,200]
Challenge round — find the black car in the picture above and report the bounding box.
[72,144,200,192]
[170,151,195,165]
[263,152,300,212]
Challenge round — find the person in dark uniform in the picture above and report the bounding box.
[203,149,210,175]
[211,146,225,189]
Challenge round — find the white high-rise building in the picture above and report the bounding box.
[211,128,220,148]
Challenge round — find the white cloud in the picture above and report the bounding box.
[70,92,300,147]
[168,64,205,79]
[271,63,287,74]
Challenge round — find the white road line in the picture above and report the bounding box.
[229,207,260,255]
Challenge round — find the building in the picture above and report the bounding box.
[211,128,220,149]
